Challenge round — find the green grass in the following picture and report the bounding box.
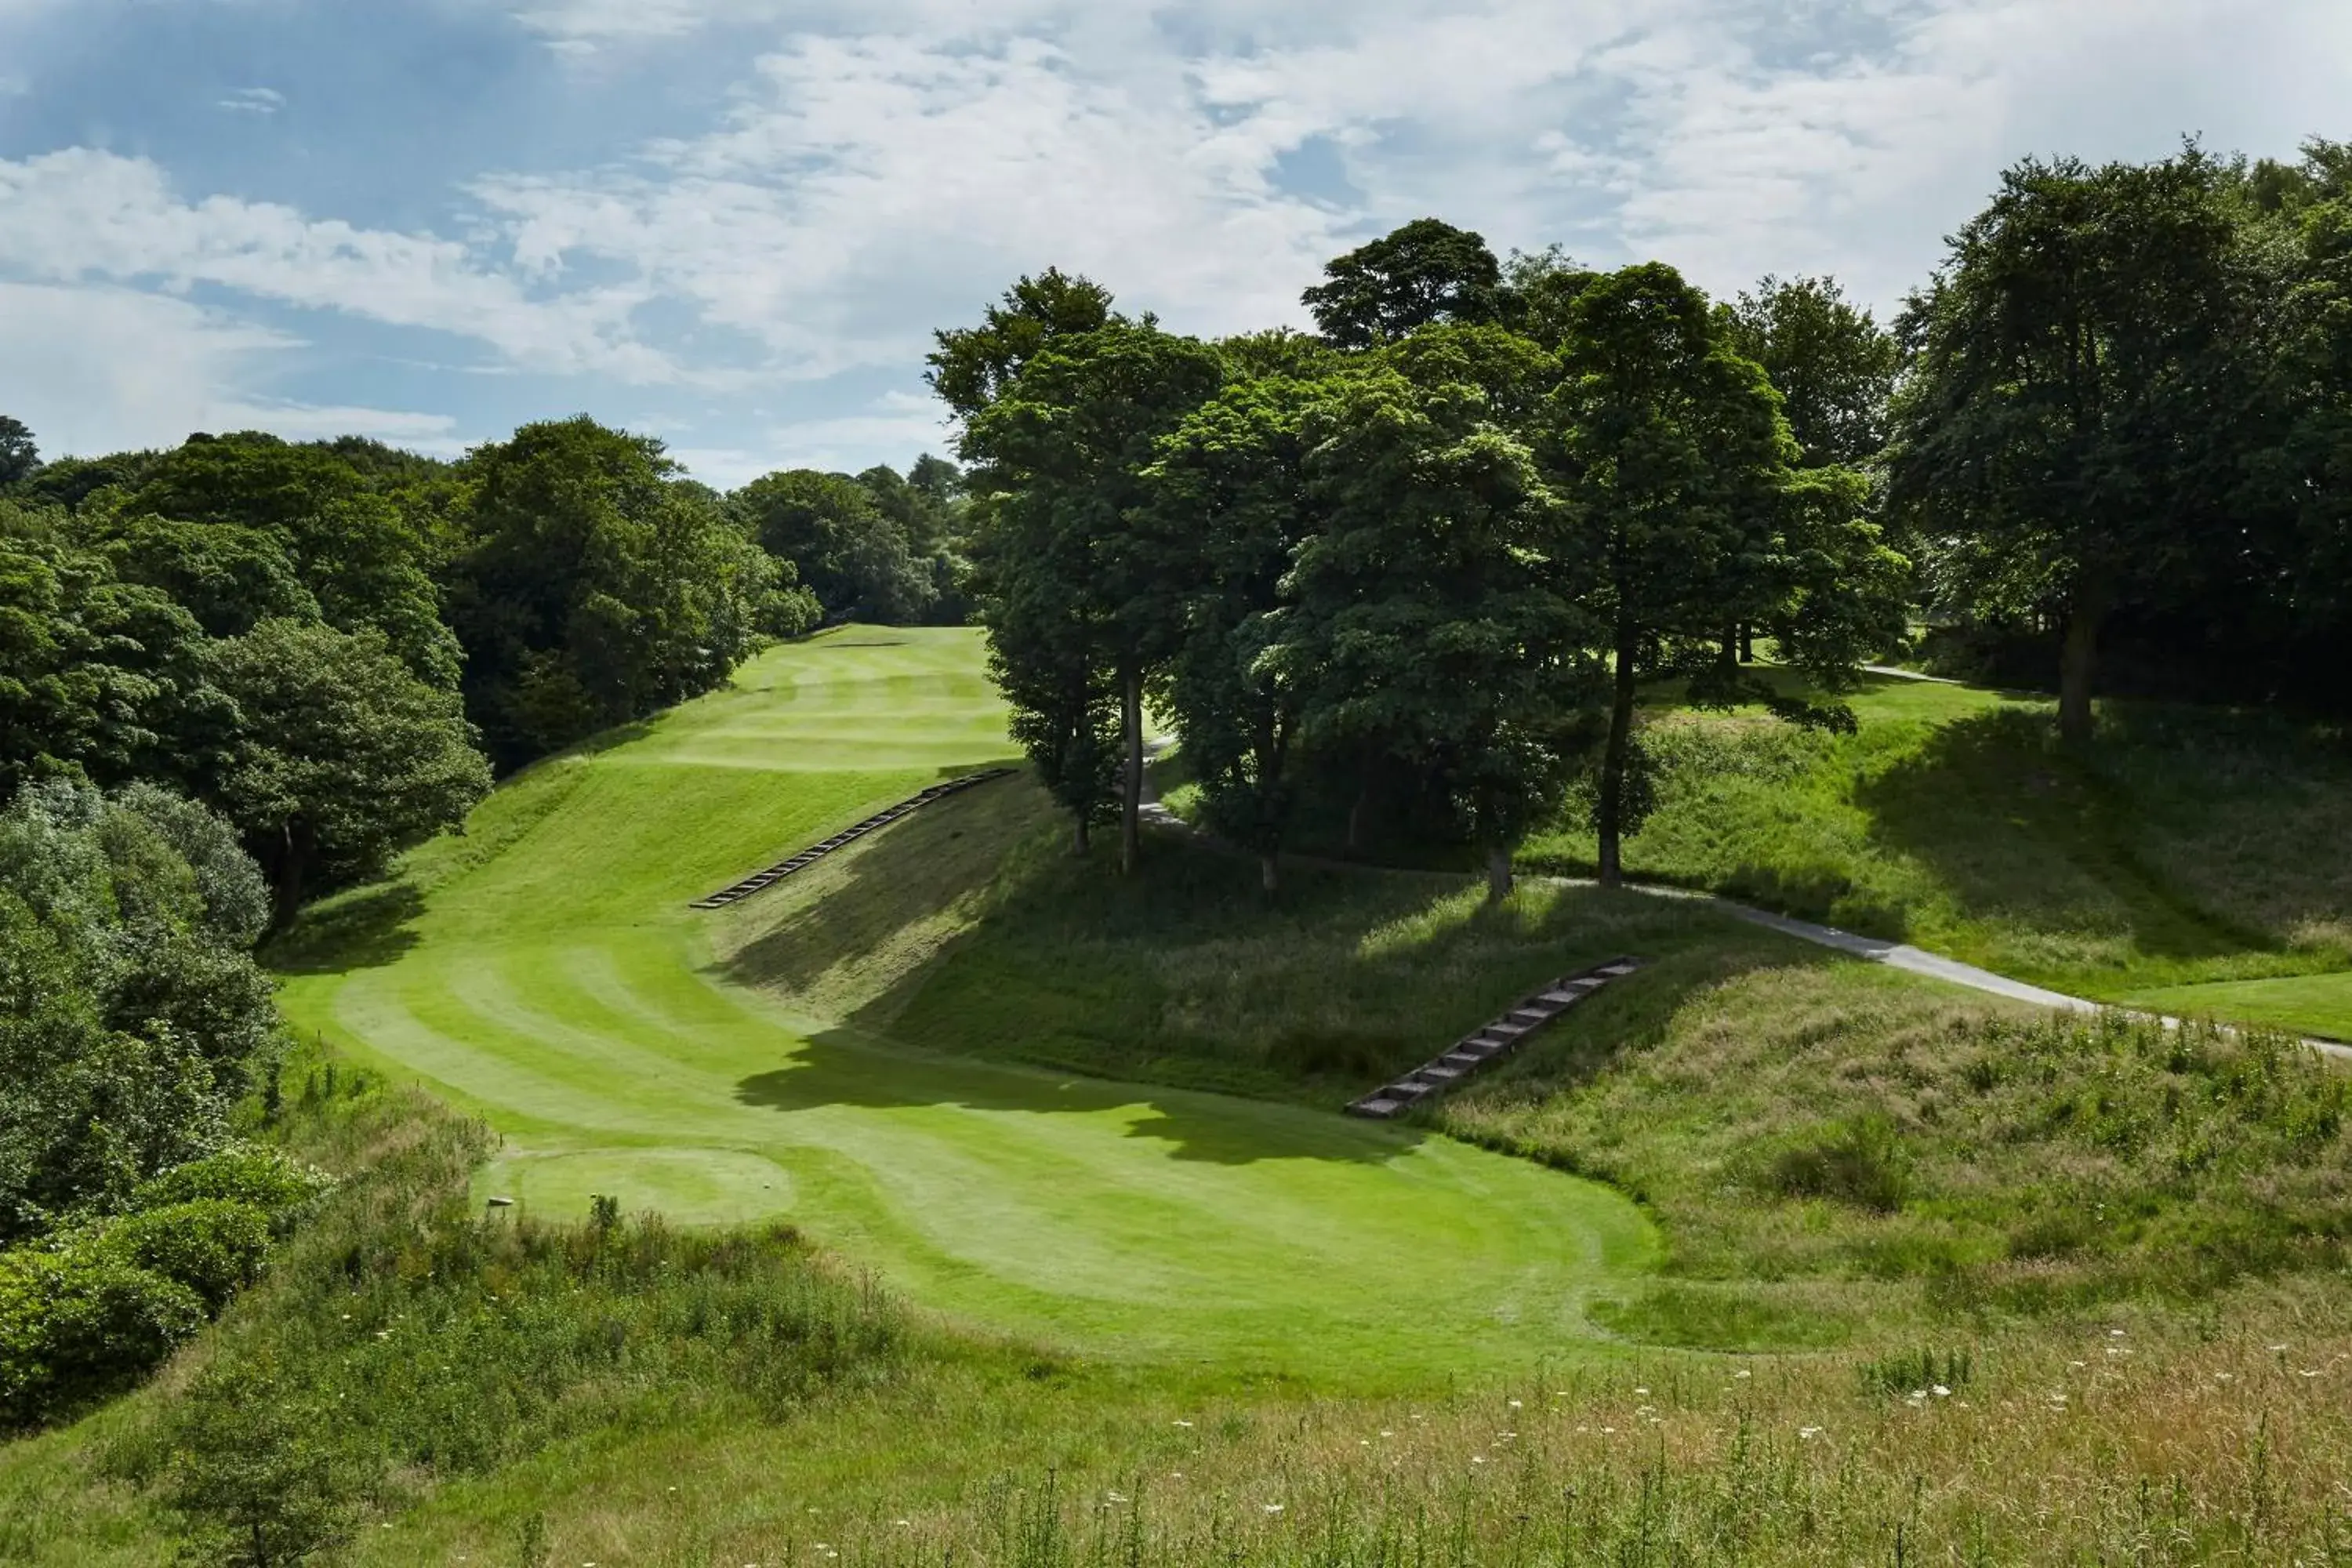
[268,626,1665,1387]
[1505,673,2352,1032]
[16,633,2352,1564]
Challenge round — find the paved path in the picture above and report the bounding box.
[1135,746,2352,1065]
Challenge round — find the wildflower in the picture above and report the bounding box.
[1601,1426,1616,1435]
[2067,1360,2086,1369]
[1933,1385,1951,1398]
[2110,1329,2125,1338]
[2215,1372,2234,1381]
[1106,1491,1128,1504]
[1507,1398,1523,1409]
[2269,1344,2289,1352]
[1733,1370,1751,1380]
[1173,1419,1193,1428]
[1633,1387,1650,1396]
[1263,1503,1285,1514]
[1798,1426,1822,1439]
[1471,1456,1486,1465]
[1379,1429,1392,1437]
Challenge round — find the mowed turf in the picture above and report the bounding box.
[274,628,1656,1385]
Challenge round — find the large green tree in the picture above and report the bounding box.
[730,469,935,624]
[448,418,779,764]
[0,418,38,488]
[1303,219,1505,350]
[0,782,278,1243]
[200,619,489,923]
[1289,331,1592,902]
[1722,276,1900,470]
[1889,148,2269,743]
[112,435,459,688]
[1548,263,1821,886]
[928,269,1118,421]
[962,322,1225,870]
[1144,375,1334,892]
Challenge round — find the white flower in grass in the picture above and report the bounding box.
[1798,1426,1822,1439]
[1933,1385,1951,1397]
[1263,1503,1285,1514]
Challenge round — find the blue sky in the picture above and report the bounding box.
[2,0,2346,489]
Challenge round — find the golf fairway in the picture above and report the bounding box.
[276,628,1656,1385]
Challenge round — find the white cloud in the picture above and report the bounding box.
[0,148,677,381]
[216,85,285,114]
[0,281,459,457]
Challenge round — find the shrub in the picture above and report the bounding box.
[132,1147,334,1232]
[0,1246,206,1428]
[91,1200,273,1311]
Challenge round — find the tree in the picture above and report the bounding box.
[731,469,936,623]
[448,418,776,764]
[201,618,490,923]
[1889,148,2268,743]
[1289,336,1593,902]
[1548,263,1807,886]
[928,268,1117,421]
[1722,276,1900,469]
[115,434,460,688]
[962,322,1225,871]
[162,1357,369,1567]
[0,782,279,1243]
[1145,376,1332,891]
[1303,219,1505,350]
[0,503,218,794]
[0,417,38,488]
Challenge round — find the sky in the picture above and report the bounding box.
[1,2,2346,490]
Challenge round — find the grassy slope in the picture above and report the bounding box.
[269,627,1659,1387]
[1505,673,2352,1037]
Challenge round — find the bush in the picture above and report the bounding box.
[132,1147,334,1233]
[0,1246,206,1428]
[90,1200,273,1312]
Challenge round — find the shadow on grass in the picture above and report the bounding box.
[731,1033,1423,1167]
[1852,707,2267,964]
[713,769,1831,1163]
[264,880,426,975]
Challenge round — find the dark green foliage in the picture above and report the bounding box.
[0,782,282,1242]
[446,417,779,765]
[160,1357,369,1567]
[1891,147,2279,741]
[1302,218,1505,349]
[1145,375,1334,884]
[963,321,1227,862]
[111,434,462,689]
[0,501,215,794]
[1720,275,1900,468]
[85,1200,272,1312]
[0,416,40,488]
[0,1245,206,1428]
[201,618,492,922]
[730,467,935,623]
[928,267,1117,419]
[132,1147,333,1232]
[1287,337,1596,898]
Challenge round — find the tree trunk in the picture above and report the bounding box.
[1073,815,1091,857]
[1596,633,1639,887]
[270,818,310,931]
[1739,623,1755,663]
[1345,781,1370,857]
[1260,851,1280,895]
[1484,843,1513,906]
[1119,662,1143,876]
[2058,590,2106,747]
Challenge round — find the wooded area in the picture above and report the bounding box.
[951,140,2352,892]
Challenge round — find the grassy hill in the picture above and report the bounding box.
[8,630,2352,1565]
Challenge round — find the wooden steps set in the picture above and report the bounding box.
[1345,956,1643,1120]
[688,768,1015,910]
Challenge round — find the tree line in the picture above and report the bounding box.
[1,414,973,923]
[943,138,2352,894]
